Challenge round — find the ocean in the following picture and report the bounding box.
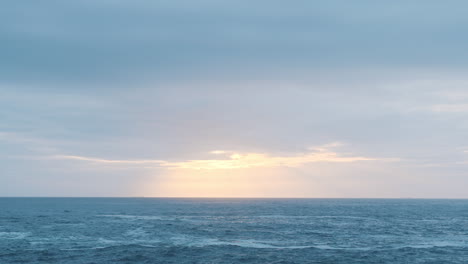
[1,198,468,263]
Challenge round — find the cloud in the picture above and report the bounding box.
[210,150,228,154]
[0,131,60,153]
[163,151,378,170]
[50,143,389,170]
[51,155,165,165]
[431,104,468,113]
[4,0,468,85]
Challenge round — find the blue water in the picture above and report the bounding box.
[1,198,468,263]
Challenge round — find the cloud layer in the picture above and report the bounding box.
[2,1,468,197]
[51,143,381,170]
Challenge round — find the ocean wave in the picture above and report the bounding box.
[38,234,373,251]
[125,228,149,237]
[0,232,29,239]
[99,214,167,220]
[191,239,286,249]
[182,240,371,250]
[169,236,369,250]
[256,215,379,221]
[393,241,468,249]
[98,214,184,221]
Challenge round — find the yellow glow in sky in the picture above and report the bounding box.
[52,143,390,197]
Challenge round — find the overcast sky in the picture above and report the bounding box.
[2,0,468,197]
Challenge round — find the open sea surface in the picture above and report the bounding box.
[1,198,468,263]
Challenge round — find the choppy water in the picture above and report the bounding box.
[1,198,468,263]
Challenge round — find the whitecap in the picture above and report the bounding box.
[97,238,119,244]
[170,235,364,250]
[125,228,148,237]
[395,241,468,249]
[191,239,370,250]
[256,215,379,221]
[0,231,29,239]
[99,214,174,221]
[191,238,280,248]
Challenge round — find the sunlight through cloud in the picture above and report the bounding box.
[51,143,388,170]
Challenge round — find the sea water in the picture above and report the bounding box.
[1,198,468,263]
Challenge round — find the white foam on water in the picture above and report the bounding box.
[97,238,119,244]
[133,244,158,248]
[257,215,310,219]
[96,236,162,248]
[313,245,372,251]
[190,239,372,250]
[125,228,148,237]
[395,241,468,249]
[256,215,379,222]
[168,235,368,250]
[192,238,280,248]
[0,231,29,239]
[99,214,184,221]
[99,214,166,220]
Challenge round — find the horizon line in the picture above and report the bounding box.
[2,196,468,200]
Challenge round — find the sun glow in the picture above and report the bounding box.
[147,167,313,198]
[50,143,393,197]
[161,150,376,170]
[52,146,379,170]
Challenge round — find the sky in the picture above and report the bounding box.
[2,0,468,197]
